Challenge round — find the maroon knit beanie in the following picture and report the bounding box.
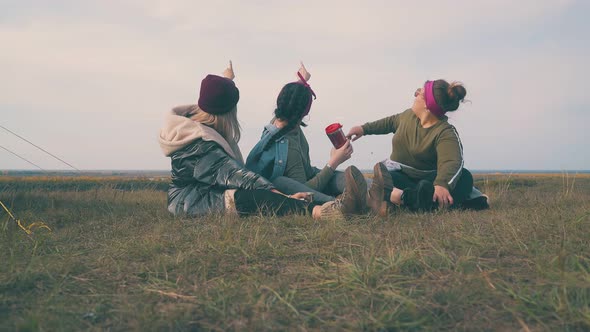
[198,75,240,115]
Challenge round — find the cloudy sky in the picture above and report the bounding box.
[1,0,588,171]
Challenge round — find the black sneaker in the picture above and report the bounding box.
[461,195,490,211]
[401,180,435,212]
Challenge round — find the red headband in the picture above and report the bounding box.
[424,80,445,118]
[296,72,316,117]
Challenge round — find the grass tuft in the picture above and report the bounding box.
[1,174,589,330]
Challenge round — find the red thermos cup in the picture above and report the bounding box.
[325,123,347,149]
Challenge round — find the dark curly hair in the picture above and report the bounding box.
[275,82,312,126]
[432,80,467,113]
[261,83,313,149]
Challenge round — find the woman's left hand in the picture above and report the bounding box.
[290,192,312,202]
[222,60,235,80]
[433,185,454,209]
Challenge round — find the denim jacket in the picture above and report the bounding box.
[245,124,289,180]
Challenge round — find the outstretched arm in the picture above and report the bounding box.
[346,126,365,141]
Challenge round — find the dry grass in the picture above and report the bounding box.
[1,174,589,331]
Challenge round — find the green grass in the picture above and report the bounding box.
[1,175,589,331]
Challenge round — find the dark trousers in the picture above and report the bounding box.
[389,169,474,207]
[234,189,317,217]
[271,172,345,205]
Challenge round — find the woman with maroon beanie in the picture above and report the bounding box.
[158,62,364,220]
[347,80,489,215]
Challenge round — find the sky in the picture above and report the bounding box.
[1,0,588,171]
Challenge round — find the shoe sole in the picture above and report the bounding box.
[380,163,394,192]
[344,166,367,215]
[368,163,384,215]
[368,162,394,216]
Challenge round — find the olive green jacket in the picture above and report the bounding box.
[283,126,335,191]
[362,109,464,190]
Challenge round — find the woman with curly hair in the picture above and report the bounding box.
[347,79,489,215]
[246,63,367,214]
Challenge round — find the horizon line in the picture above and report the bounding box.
[2,169,590,173]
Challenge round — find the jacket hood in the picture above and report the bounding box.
[158,104,244,163]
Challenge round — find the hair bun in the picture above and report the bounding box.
[448,82,466,102]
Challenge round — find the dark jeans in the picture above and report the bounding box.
[234,189,318,217]
[389,169,474,207]
[271,172,373,205]
[270,172,345,204]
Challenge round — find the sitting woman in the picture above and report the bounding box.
[158,62,365,220]
[347,79,489,215]
[246,63,367,213]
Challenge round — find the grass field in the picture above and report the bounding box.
[1,174,589,331]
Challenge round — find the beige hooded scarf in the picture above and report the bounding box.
[158,105,244,164]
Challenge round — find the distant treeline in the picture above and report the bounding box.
[0,177,169,192]
[0,170,170,177]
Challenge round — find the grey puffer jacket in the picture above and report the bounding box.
[159,105,274,216]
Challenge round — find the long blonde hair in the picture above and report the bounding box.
[189,106,241,143]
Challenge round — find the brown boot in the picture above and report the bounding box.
[367,162,394,217]
[340,166,368,215]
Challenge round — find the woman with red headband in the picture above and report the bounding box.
[347,80,489,215]
[246,63,367,213]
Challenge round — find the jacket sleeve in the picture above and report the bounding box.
[434,127,464,190]
[283,142,334,191]
[304,165,335,191]
[245,124,281,174]
[175,140,275,191]
[361,111,404,135]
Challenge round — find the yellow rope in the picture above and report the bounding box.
[0,200,52,235]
